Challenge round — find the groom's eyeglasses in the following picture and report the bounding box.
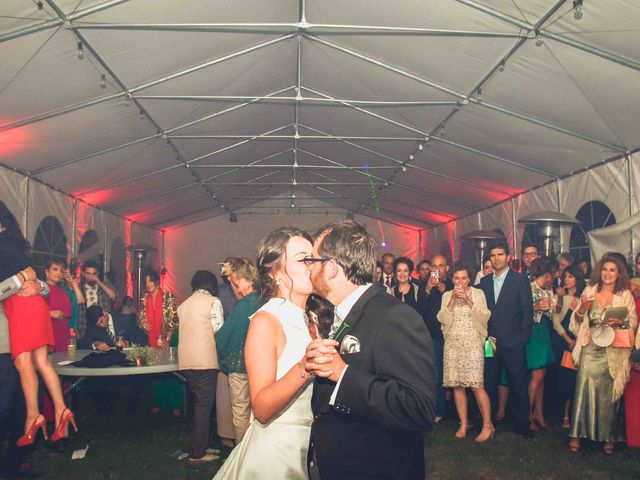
[298,257,330,267]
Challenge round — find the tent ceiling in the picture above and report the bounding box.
[1,0,639,231]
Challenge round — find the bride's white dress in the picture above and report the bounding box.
[213,297,313,480]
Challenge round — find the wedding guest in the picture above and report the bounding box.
[215,262,261,444]
[45,260,85,352]
[178,270,223,463]
[380,253,396,290]
[417,259,432,283]
[438,265,493,441]
[578,259,592,282]
[474,259,493,285]
[137,268,182,416]
[419,254,453,423]
[392,256,419,311]
[77,260,118,339]
[527,258,556,432]
[551,264,585,429]
[554,252,574,289]
[0,268,46,478]
[569,254,637,455]
[480,241,533,438]
[0,201,76,445]
[374,261,383,284]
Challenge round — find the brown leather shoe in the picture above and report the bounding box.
[188,453,220,464]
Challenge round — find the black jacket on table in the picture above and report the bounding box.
[479,269,533,349]
[310,283,436,480]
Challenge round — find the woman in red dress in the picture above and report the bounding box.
[0,202,76,445]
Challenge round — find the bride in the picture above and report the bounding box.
[214,227,331,479]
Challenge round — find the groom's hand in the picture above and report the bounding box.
[304,339,338,378]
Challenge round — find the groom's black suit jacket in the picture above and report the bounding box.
[310,284,436,480]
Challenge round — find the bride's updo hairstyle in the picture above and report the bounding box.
[257,226,312,301]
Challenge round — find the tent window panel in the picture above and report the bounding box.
[32,216,68,276]
[570,201,616,263]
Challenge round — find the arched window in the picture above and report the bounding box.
[32,216,68,275]
[570,201,616,262]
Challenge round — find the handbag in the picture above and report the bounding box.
[612,325,635,348]
[484,336,496,358]
[560,350,577,370]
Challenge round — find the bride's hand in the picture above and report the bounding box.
[303,339,338,378]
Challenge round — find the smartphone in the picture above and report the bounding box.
[431,271,439,281]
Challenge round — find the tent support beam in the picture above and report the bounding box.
[301,86,557,178]
[305,169,445,223]
[169,134,423,141]
[306,33,624,154]
[134,95,457,107]
[71,22,525,39]
[456,0,640,73]
[299,122,515,194]
[297,147,473,211]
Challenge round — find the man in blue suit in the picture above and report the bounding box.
[480,241,533,437]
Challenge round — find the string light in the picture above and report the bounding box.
[477,87,483,102]
[417,142,424,151]
[440,123,445,135]
[535,31,543,47]
[573,0,583,20]
[401,163,407,173]
[76,41,84,60]
[409,153,414,161]
[498,61,505,72]
[100,73,106,89]
[36,1,43,10]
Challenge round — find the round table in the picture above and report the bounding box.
[52,349,187,411]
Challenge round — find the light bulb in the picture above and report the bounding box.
[401,164,407,173]
[574,3,583,20]
[417,142,424,151]
[100,74,106,89]
[77,41,84,60]
[535,32,543,47]
[409,154,414,161]
[498,62,505,72]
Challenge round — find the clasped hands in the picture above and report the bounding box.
[302,338,346,383]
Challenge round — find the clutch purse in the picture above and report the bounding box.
[560,350,577,370]
[484,336,496,358]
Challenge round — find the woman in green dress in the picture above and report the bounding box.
[527,258,556,432]
[569,254,638,455]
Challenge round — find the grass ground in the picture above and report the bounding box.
[11,386,640,480]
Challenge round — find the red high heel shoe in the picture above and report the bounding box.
[16,415,47,447]
[50,408,78,442]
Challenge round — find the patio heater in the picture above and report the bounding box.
[127,245,156,309]
[460,230,505,266]
[518,212,580,258]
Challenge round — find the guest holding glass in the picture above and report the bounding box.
[527,258,556,432]
[569,254,637,455]
[392,256,420,311]
[44,260,85,352]
[551,264,585,429]
[437,265,494,441]
[137,268,182,416]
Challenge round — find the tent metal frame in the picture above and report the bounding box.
[0,0,637,228]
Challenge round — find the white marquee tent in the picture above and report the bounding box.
[1,0,639,299]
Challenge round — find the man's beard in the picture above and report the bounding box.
[86,280,97,287]
[311,271,330,299]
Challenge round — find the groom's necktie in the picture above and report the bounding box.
[328,310,343,340]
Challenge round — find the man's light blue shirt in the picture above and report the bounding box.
[493,267,510,304]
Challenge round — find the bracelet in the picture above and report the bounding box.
[18,270,27,283]
[297,361,312,381]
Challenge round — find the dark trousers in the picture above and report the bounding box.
[0,353,28,475]
[183,369,218,459]
[433,337,447,418]
[484,346,530,432]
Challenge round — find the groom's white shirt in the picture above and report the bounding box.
[329,283,372,405]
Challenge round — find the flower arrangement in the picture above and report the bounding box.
[126,345,158,366]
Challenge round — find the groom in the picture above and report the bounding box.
[304,221,436,480]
